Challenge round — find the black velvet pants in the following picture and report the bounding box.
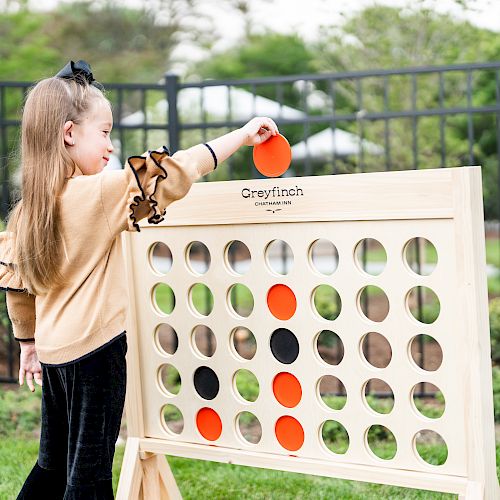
[17,333,127,500]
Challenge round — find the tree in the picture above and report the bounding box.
[309,6,499,218]
[0,0,218,82]
[192,31,314,81]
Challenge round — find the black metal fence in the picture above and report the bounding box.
[1,61,499,386]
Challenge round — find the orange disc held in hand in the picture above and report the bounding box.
[253,133,292,177]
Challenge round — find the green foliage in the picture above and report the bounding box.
[0,10,60,81]
[194,32,315,81]
[415,442,448,466]
[0,0,216,82]
[312,6,492,73]
[493,366,500,422]
[235,369,259,402]
[491,298,500,365]
[314,285,341,321]
[0,387,41,438]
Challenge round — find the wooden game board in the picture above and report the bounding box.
[116,166,498,499]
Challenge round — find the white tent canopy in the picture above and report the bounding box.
[291,127,384,160]
[121,86,305,125]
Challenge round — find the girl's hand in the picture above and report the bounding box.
[240,117,279,146]
[19,343,42,392]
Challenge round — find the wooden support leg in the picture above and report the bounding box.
[142,454,182,500]
[117,438,182,500]
[458,480,483,500]
[116,438,143,500]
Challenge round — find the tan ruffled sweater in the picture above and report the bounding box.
[0,144,215,365]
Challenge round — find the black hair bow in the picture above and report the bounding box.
[55,60,104,90]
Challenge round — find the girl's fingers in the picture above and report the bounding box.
[19,368,24,386]
[34,372,43,387]
[26,372,35,392]
[263,118,278,135]
[258,128,273,143]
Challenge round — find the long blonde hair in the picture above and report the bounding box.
[6,77,108,296]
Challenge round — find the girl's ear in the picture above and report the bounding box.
[63,120,74,146]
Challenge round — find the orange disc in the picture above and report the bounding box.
[267,284,297,320]
[253,133,292,177]
[275,415,304,451]
[273,372,302,408]
[196,407,222,441]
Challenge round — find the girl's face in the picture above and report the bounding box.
[65,98,114,175]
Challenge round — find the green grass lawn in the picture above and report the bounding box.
[4,437,498,499]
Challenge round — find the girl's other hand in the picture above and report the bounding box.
[19,343,42,392]
[241,117,279,146]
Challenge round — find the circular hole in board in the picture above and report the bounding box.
[161,404,184,435]
[366,425,397,460]
[309,239,339,276]
[414,429,448,466]
[192,325,216,358]
[406,286,440,324]
[360,332,392,369]
[409,335,443,371]
[312,285,341,321]
[411,383,446,419]
[158,363,181,396]
[354,238,387,276]
[315,330,344,366]
[317,375,347,411]
[321,420,349,455]
[231,327,257,361]
[189,283,214,317]
[150,242,173,274]
[236,412,262,444]
[404,237,438,276]
[228,284,254,318]
[358,286,389,322]
[152,283,175,316]
[363,379,394,414]
[187,241,211,275]
[155,323,178,356]
[226,240,251,275]
[234,369,260,403]
[265,239,294,275]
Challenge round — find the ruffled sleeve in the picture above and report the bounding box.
[101,143,216,234]
[0,232,36,342]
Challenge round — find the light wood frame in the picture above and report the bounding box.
[116,166,498,499]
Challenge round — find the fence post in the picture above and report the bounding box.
[165,72,179,153]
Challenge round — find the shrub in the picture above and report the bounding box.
[0,387,42,438]
[492,366,500,422]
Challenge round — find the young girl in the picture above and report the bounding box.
[0,60,278,499]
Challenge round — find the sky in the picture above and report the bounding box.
[207,0,500,46]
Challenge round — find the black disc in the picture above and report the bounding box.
[270,328,299,364]
[194,366,219,400]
